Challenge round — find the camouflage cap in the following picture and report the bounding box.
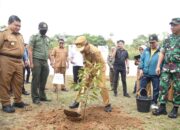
[38,22,48,30]
[74,36,87,52]
[169,18,180,25]
[149,34,158,42]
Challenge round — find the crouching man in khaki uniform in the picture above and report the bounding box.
[68,36,112,112]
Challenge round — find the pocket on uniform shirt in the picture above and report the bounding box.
[4,37,17,48]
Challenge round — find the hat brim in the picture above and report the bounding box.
[169,21,179,25]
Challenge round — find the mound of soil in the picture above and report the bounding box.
[25,106,144,130]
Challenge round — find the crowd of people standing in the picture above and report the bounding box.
[0,15,179,119]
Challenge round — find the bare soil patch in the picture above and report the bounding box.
[24,106,144,130]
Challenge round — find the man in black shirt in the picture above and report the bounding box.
[113,40,130,97]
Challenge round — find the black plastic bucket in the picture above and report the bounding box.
[136,88,152,113]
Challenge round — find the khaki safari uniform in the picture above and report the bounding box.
[51,47,68,90]
[0,28,24,106]
[29,34,50,102]
[75,44,110,106]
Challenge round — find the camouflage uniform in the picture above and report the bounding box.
[107,54,114,89]
[159,34,180,105]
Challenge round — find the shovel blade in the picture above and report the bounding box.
[64,109,81,117]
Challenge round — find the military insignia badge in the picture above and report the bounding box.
[43,24,47,28]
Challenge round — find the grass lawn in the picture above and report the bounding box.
[0,75,179,130]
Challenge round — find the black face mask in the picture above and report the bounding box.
[39,30,47,35]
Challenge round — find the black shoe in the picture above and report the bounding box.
[33,100,41,104]
[69,101,79,109]
[2,105,15,113]
[22,91,30,95]
[152,104,167,116]
[13,102,28,108]
[124,93,130,98]
[168,106,178,118]
[40,98,51,102]
[25,81,31,84]
[104,104,112,112]
[114,93,118,97]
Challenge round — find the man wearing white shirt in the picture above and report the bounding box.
[69,45,84,85]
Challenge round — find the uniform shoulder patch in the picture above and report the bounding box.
[0,26,7,32]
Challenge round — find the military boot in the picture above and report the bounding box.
[168,106,178,118]
[69,101,79,109]
[152,104,167,116]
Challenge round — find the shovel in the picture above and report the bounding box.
[64,102,82,117]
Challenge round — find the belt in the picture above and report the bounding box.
[0,53,22,59]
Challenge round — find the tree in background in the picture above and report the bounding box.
[50,33,107,48]
[131,34,148,49]
[83,33,107,46]
[44,32,169,60]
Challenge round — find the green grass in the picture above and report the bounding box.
[0,76,179,130]
[39,76,180,130]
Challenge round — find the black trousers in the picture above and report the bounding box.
[73,66,83,84]
[113,68,127,95]
[24,65,30,82]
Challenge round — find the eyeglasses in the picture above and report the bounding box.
[149,42,156,44]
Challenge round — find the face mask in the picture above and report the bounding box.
[39,30,47,35]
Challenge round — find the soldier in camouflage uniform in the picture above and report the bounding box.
[29,22,51,104]
[107,47,115,90]
[153,18,180,118]
[69,36,112,112]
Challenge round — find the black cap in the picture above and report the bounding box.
[149,34,158,42]
[38,22,48,30]
[169,18,180,25]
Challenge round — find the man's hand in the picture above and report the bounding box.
[139,69,144,78]
[50,62,53,66]
[24,60,29,67]
[30,63,34,69]
[66,63,69,69]
[156,66,161,75]
[110,65,113,69]
[71,61,75,64]
[126,67,129,74]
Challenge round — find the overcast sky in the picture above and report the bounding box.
[0,0,179,43]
